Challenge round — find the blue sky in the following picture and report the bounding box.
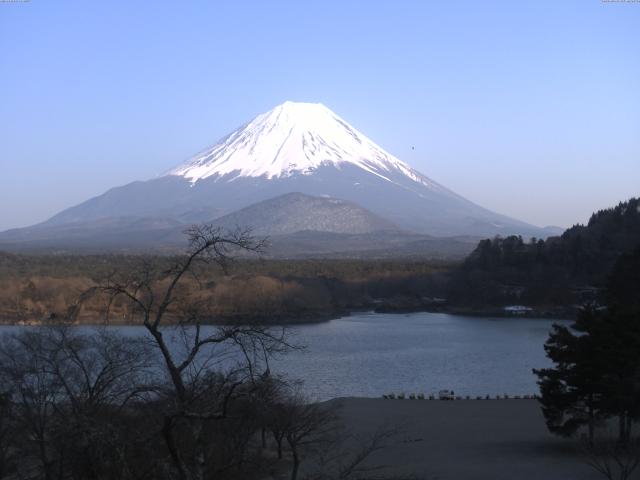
[1,0,638,230]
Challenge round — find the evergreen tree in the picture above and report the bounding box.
[534,248,640,444]
[534,306,607,444]
[598,248,640,443]
[450,197,640,307]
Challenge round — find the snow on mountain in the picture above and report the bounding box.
[2,100,552,244]
[167,101,446,192]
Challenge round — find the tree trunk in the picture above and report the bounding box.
[290,447,299,480]
[193,420,206,480]
[274,432,283,459]
[162,416,189,480]
[38,439,53,480]
[618,413,628,445]
[588,400,595,446]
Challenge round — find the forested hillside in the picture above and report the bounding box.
[0,255,451,324]
[448,198,640,308]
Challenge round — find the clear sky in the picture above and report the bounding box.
[1,0,638,231]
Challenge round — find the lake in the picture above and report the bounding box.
[0,312,569,401]
[271,312,567,400]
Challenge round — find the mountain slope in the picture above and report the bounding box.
[7,101,550,241]
[0,193,477,259]
[266,230,478,259]
[0,217,185,252]
[210,192,398,236]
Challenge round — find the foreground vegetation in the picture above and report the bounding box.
[0,326,402,480]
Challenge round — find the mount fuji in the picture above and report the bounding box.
[0,101,555,254]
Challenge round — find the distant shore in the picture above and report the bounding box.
[373,300,577,321]
[0,303,576,326]
[422,305,577,320]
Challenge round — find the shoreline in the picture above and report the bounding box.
[423,305,577,320]
[0,304,576,327]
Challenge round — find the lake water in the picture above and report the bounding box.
[0,312,569,401]
[271,312,567,400]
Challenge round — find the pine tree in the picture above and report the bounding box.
[534,248,640,445]
[534,306,607,444]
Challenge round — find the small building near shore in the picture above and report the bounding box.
[503,305,533,315]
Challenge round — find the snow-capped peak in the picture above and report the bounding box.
[166,101,436,188]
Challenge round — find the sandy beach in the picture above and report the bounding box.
[331,398,602,480]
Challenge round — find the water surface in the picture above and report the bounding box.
[271,312,565,400]
[0,312,567,401]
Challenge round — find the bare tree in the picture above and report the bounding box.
[0,390,16,479]
[0,326,155,480]
[0,224,412,480]
[95,225,294,480]
[581,437,640,480]
[0,329,67,480]
[304,421,408,480]
[264,389,340,480]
